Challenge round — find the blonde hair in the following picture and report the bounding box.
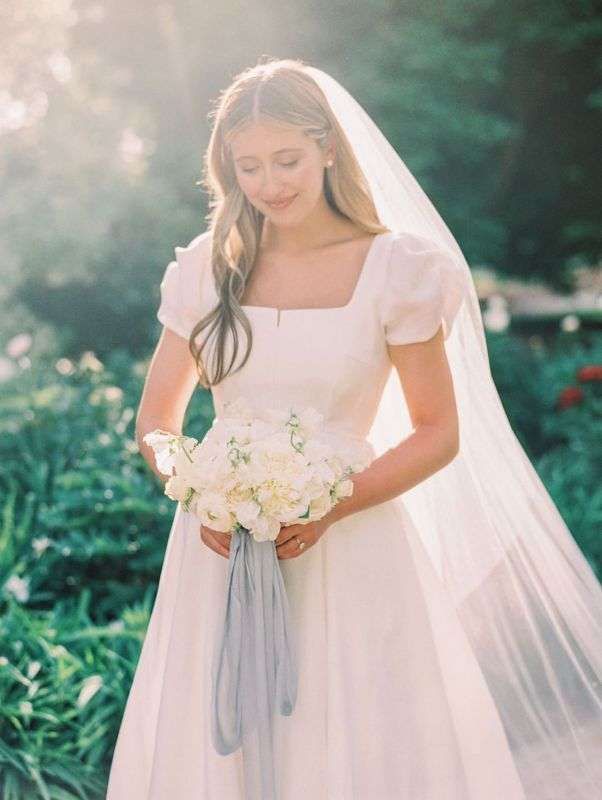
[191,56,389,388]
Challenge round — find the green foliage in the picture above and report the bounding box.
[0,591,152,799]
[488,329,602,577]
[0,347,214,623]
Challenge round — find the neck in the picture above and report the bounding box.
[260,198,356,255]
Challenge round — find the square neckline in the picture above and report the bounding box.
[240,231,390,315]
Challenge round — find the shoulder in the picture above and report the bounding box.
[380,229,466,344]
[386,229,458,260]
[174,229,213,273]
[384,229,465,285]
[156,229,214,338]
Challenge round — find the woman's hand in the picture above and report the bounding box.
[199,525,231,559]
[200,513,334,560]
[274,517,332,560]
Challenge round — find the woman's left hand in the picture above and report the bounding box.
[274,516,333,559]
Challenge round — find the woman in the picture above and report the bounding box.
[106,58,602,799]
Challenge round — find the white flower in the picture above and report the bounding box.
[31,537,52,556]
[143,395,374,546]
[27,681,40,698]
[4,575,29,602]
[308,492,334,519]
[194,493,234,533]
[234,499,263,532]
[333,478,355,500]
[19,701,33,716]
[27,661,42,679]
[248,514,281,543]
[79,351,104,372]
[164,472,191,503]
[77,675,103,708]
[142,429,189,476]
[6,333,33,359]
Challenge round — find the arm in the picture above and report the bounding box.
[327,324,459,524]
[135,327,200,485]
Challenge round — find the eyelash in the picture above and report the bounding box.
[240,160,299,175]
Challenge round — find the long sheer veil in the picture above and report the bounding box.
[304,65,602,797]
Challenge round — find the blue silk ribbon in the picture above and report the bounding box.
[210,529,298,800]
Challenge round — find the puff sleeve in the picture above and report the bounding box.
[156,231,211,340]
[381,232,466,345]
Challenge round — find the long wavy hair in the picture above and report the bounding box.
[191,56,389,389]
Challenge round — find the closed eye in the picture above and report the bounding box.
[240,160,299,175]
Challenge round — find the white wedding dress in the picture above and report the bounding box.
[105,229,595,799]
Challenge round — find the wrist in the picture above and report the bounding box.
[328,488,356,527]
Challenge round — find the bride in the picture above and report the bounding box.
[106,58,602,799]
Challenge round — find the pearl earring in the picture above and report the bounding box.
[326,159,334,167]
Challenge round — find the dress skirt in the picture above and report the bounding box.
[106,497,526,799]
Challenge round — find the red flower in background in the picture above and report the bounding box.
[556,386,585,411]
[576,364,602,383]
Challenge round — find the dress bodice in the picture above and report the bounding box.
[157,229,465,440]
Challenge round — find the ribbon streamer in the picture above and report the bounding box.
[211,529,298,800]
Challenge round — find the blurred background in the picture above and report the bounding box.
[0,1,600,796]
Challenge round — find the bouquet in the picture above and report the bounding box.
[143,396,373,542]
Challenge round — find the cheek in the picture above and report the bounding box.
[237,174,260,199]
[294,162,321,192]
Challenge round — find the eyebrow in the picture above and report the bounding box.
[234,148,303,163]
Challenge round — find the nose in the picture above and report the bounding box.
[258,168,287,201]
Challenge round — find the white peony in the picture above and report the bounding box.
[143,396,374,544]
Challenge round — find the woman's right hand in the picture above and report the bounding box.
[199,525,232,559]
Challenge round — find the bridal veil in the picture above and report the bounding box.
[301,64,601,797]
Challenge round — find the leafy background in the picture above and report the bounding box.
[0,0,600,796]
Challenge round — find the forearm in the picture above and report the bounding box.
[328,423,459,525]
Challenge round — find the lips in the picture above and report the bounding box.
[266,194,297,209]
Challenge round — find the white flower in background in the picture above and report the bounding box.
[19,701,33,717]
[104,386,123,402]
[49,645,69,659]
[0,356,17,382]
[79,351,104,372]
[55,357,76,376]
[77,675,104,708]
[6,333,32,359]
[108,620,125,633]
[27,681,40,698]
[27,661,42,680]
[4,575,30,602]
[483,294,510,333]
[561,313,580,332]
[32,536,52,556]
[0,656,9,667]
